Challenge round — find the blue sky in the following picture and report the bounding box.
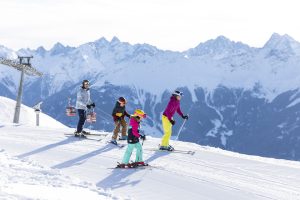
[0,0,299,51]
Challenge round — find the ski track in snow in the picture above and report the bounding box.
[1,124,300,200]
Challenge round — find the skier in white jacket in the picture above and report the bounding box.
[75,80,95,136]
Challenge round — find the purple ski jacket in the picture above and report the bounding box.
[163,96,183,121]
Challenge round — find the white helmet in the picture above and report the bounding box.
[172,90,183,97]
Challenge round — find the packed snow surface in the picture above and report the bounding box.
[0,96,300,199]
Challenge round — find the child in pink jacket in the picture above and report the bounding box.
[117,109,147,168]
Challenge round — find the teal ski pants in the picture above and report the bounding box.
[122,142,143,164]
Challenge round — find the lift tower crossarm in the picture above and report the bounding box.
[0,57,42,77]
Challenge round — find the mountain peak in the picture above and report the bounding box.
[36,46,46,52]
[187,35,251,58]
[51,42,65,50]
[50,42,74,56]
[264,33,298,48]
[206,35,248,49]
[110,36,121,45]
[214,35,231,44]
[35,46,46,56]
[132,43,159,57]
[262,33,300,58]
[94,37,109,46]
[0,45,16,59]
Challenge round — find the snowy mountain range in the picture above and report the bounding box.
[1,33,300,161]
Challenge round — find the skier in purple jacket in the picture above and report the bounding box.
[160,90,189,151]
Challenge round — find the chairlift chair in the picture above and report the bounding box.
[86,108,96,123]
[66,98,76,116]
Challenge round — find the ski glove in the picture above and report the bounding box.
[170,119,176,125]
[87,103,96,109]
[140,134,146,140]
[182,115,189,120]
[125,112,131,118]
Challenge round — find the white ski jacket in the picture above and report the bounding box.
[75,87,92,110]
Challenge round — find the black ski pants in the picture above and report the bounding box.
[76,109,86,132]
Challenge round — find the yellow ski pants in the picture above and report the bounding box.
[161,115,172,147]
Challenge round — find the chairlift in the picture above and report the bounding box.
[66,98,76,116]
[86,108,96,123]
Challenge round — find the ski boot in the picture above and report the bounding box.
[116,163,126,168]
[159,145,174,151]
[119,135,127,140]
[110,139,118,145]
[132,161,148,167]
[82,130,90,135]
[116,163,134,168]
[74,131,81,137]
[74,131,86,138]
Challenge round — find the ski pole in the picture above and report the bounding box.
[175,119,187,141]
[141,132,145,146]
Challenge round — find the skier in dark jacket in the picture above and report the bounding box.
[74,80,95,137]
[111,97,130,144]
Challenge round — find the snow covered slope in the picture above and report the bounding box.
[0,150,116,200]
[0,96,66,128]
[0,123,300,199]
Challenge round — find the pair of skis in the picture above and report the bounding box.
[110,162,163,170]
[65,133,194,155]
[116,162,148,168]
[64,132,128,148]
[64,132,108,141]
[144,147,195,155]
[107,140,126,148]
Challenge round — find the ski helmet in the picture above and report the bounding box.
[172,90,183,97]
[118,97,127,104]
[82,80,89,86]
[133,109,146,119]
